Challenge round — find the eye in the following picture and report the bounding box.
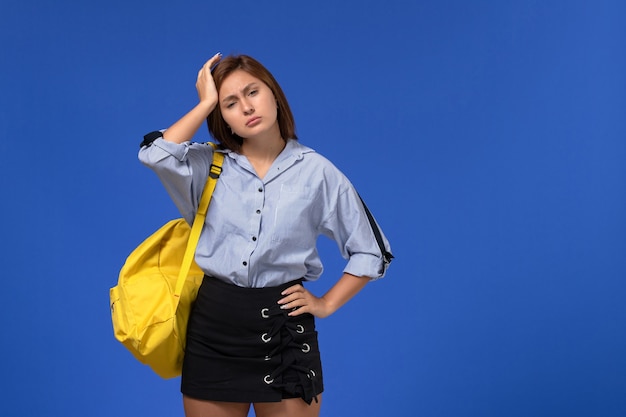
[249,89,258,96]
[226,101,236,109]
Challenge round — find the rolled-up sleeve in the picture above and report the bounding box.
[138,137,214,223]
[320,186,392,280]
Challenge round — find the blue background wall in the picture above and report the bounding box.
[1,1,624,416]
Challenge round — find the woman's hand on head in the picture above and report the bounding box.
[196,52,222,109]
[160,52,223,143]
[278,284,334,319]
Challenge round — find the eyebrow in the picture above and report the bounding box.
[221,82,259,104]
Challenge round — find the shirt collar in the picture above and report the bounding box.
[222,139,315,182]
[222,139,314,161]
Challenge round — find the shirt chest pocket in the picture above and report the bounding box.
[271,185,319,247]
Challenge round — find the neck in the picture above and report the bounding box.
[241,135,287,180]
[241,124,286,162]
[242,137,286,162]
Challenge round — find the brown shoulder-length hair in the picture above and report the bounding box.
[207,55,297,152]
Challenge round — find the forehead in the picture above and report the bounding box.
[219,69,265,96]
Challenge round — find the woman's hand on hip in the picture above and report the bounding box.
[278,274,369,319]
[278,284,333,319]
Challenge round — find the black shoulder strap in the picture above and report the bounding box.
[140,130,163,148]
[359,195,394,274]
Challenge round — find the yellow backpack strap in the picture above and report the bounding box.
[174,144,224,299]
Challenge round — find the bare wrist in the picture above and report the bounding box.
[197,99,217,115]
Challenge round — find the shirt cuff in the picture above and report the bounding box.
[343,253,386,280]
[151,137,190,161]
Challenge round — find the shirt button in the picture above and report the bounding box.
[256,209,261,214]
[252,236,257,241]
[258,187,263,192]
[243,261,248,266]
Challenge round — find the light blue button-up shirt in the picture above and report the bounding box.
[139,137,391,288]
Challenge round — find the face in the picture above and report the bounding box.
[219,69,280,141]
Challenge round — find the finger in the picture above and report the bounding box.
[197,52,222,78]
[204,52,222,69]
[277,292,301,307]
[288,306,307,316]
[277,289,303,306]
[280,299,304,311]
[281,284,304,296]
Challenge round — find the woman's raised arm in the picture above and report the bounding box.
[162,52,222,144]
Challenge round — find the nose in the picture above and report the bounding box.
[241,98,255,115]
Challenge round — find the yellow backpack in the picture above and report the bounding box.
[110,147,224,379]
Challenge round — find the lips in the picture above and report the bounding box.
[245,116,261,127]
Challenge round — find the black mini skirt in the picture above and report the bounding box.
[181,276,323,404]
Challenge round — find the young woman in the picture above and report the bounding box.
[139,53,392,417]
